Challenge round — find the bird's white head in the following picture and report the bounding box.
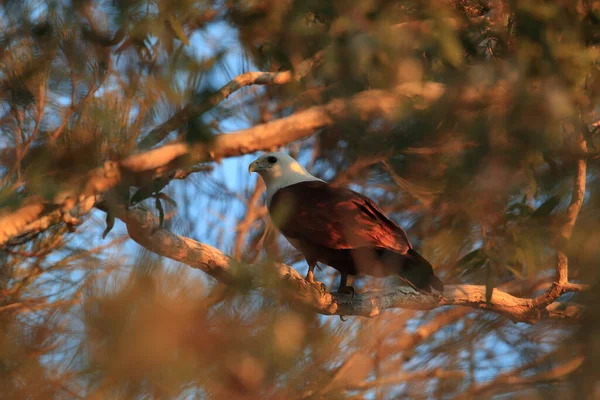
[248,152,323,206]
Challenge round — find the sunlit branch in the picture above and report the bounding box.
[390,307,471,352]
[233,182,266,260]
[0,85,442,247]
[349,369,466,391]
[118,206,585,324]
[557,136,588,284]
[49,57,112,142]
[532,134,588,308]
[456,355,584,399]
[138,51,324,149]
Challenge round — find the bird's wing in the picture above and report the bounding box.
[269,181,411,253]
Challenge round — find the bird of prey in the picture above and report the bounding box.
[249,152,443,294]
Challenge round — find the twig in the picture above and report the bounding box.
[389,307,470,352]
[138,51,324,148]
[348,369,465,391]
[0,86,432,247]
[456,355,584,399]
[557,136,588,284]
[532,134,588,308]
[331,157,384,187]
[382,161,441,206]
[233,182,266,260]
[49,58,111,142]
[118,206,585,323]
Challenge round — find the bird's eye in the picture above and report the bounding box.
[267,156,278,164]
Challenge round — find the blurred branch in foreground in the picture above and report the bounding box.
[0,85,435,247]
[2,0,599,397]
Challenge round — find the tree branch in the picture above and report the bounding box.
[557,136,588,284]
[119,206,584,324]
[0,76,590,324]
[138,51,324,149]
[0,84,443,247]
[390,307,471,352]
[349,369,465,391]
[532,134,588,308]
[457,355,584,399]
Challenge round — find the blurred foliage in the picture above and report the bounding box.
[0,0,599,398]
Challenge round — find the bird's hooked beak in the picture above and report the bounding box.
[248,159,260,174]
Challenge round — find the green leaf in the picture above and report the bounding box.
[440,29,463,67]
[531,195,560,218]
[456,248,488,270]
[515,247,527,267]
[186,116,214,144]
[506,203,535,217]
[504,264,524,279]
[485,262,494,304]
[130,178,171,205]
[156,198,165,228]
[166,15,190,46]
[130,187,152,205]
[102,210,115,239]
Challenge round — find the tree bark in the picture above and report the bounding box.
[119,206,584,324]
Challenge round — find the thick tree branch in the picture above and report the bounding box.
[0,84,444,247]
[0,76,590,325]
[532,135,588,308]
[119,207,584,324]
[140,15,509,151]
[138,51,324,149]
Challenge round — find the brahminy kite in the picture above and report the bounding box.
[249,152,443,294]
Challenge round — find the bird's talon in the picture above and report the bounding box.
[305,270,315,285]
[248,153,445,310]
[339,315,347,322]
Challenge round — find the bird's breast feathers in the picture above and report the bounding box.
[268,181,411,253]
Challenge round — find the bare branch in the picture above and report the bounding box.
[532,134,588,309]
[138,51,324,149]
[557,136,588,284]
[233,182,266,260]
[349,369,466,391]
[457,356,584,399]
[390,307,470,352]
[0,85,442,247]
[330,156,385,187]
[0,78,589,323]
[119,207,585,324]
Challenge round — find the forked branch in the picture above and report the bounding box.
[0,84,445,247]
[118,129,590,323]
[532,134,588,309]
[557,136,588,284]
[120,206,584,324]
[138,51,324,149]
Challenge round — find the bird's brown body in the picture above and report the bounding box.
[269,181,443,293]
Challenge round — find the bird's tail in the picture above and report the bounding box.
[399,249,444,293]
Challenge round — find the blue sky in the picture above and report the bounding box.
[12,7,552,395]
[177,20,539,390]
